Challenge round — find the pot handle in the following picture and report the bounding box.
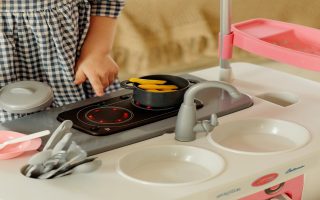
[187,79,199,85]
[120,80,135,90]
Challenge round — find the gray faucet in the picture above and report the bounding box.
[175,81,242,142]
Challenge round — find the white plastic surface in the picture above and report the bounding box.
[208,118,311,155]
[219,68,234,83]
[1,63,320,200]
[117,145,225,186]
[256,91,299,107]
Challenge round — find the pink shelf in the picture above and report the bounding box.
[230,18,320,71]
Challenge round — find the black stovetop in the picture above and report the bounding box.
[57,94,203,136]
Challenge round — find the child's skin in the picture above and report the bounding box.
[75,16,119,96]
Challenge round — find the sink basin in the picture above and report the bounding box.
[117,145,225,186]
[208,118,311,155]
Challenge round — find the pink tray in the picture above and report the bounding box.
[230,18,320,71]
[0,131,41,160]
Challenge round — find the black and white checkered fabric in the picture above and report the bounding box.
[0,0,125,122]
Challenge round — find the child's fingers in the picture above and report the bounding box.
[108,73,115,86]
[100,73,110,88]
[93,81,105,96]
[87,74,105,96]
[101,72,116,88]
[74,69,87,85]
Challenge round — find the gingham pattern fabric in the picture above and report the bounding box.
[0,0,125,122]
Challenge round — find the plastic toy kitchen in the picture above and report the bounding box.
[1,0,320,199]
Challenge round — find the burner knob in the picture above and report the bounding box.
[98,102,107,106]
[104,127,111,132]
[119,94,131,100]
[90,126,100,131]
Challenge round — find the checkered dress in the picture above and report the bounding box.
[0,0,125,122]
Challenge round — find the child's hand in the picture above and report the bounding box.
[74,16,119,96]
[74,53,119,96]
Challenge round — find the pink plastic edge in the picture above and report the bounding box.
[239,175,304,200]
[218,33,234,59]
[231,18,320,71]
[0,131,42,160]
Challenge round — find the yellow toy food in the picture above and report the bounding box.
[138,84,178,90]
[146,89,177,93]
[129,78,166,85]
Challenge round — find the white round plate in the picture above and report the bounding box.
[117,145,225,186]
[208,118,311,155]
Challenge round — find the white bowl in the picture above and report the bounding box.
[208,118,311,155]
[117,145,225,186]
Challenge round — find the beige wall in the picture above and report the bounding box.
[113,0,320,79]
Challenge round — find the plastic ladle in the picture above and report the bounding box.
[43,120,73,150]
[38,149,88,179]
[54,159,102,178]
[27,120,73,166]
[0,130,50,150]
[27,150,52,166]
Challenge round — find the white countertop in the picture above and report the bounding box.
[1,62,320,200]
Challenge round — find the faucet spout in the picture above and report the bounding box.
[175,81,242,142]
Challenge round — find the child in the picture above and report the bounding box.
[0,0,125,122]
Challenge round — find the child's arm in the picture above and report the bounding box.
[74,16,119,96]
[74,0,125,96]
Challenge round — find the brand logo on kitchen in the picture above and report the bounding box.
[216,188,241,199]
[285,165,305,174]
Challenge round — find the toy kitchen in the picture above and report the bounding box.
[1,0,320,200]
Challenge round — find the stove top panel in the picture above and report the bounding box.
[0,74,253,155]
[57,95,203,136]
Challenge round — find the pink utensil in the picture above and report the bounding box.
[0,130,47,160]
[0,130,49,150]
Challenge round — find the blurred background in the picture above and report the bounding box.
[112,0,320,81]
